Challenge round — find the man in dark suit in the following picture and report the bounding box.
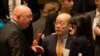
[42,13,74,56]
[85,0,100,56]
[0,5,44,56]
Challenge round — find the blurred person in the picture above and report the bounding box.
[69,15,94,56]
[42,13,74,56]
[43,2,60,16]
[44,0,74,36]
[85,0,100,56]
[0,5,44,56]
[32,2,60,39]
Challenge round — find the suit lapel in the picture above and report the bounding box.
[65,36,70,49]
[53,34,58,55]
[65,36,75,49]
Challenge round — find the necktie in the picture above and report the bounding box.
[56,38,63,56]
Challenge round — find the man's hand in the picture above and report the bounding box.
[94,27,100,36]
[31,45,44,53]
[31,40,44,53]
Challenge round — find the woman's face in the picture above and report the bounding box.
[69,24,77,35]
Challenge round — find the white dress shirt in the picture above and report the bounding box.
[92,9,100,40]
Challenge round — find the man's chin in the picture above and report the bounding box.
[56,33,61,35]
[23,25,29,29]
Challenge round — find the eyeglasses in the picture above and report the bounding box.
[55,21,66,26]
[21,14,33,20]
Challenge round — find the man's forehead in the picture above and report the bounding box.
[57,14,71,21]
[57,17,67,21]
[57,13,71,18]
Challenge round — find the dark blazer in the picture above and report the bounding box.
[0,21,32,56]
[85,11,100,56]
[85,10,100,41]
[42,34,74,56]
[69,36,90,56]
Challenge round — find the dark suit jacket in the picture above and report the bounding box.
[85,11,99,44]
[86,10,100,45]
[0,21,32,56]
[85,10,100,56]
[42,34,74,56]
[69,36,90,56]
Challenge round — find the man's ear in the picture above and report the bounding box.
[16,15,21,20]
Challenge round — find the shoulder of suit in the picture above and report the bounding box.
[73,36,89,44]
[44,34,57,40]
[43,35,55,43]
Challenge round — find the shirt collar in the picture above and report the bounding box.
[57,34,68,41]
[96,9,100,17]
[10,19,17,25]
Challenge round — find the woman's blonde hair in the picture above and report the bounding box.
[44,2,60,14]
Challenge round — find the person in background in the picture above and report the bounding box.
[69,14,94,56]
[85,0,100,56]
[32,2,60,56]
[32,2,60,39]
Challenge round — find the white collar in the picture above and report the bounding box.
[10,19,17,25]
[95,9,100,17]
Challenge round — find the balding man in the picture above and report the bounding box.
[42,13,74,56]
[0,5,43,56]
